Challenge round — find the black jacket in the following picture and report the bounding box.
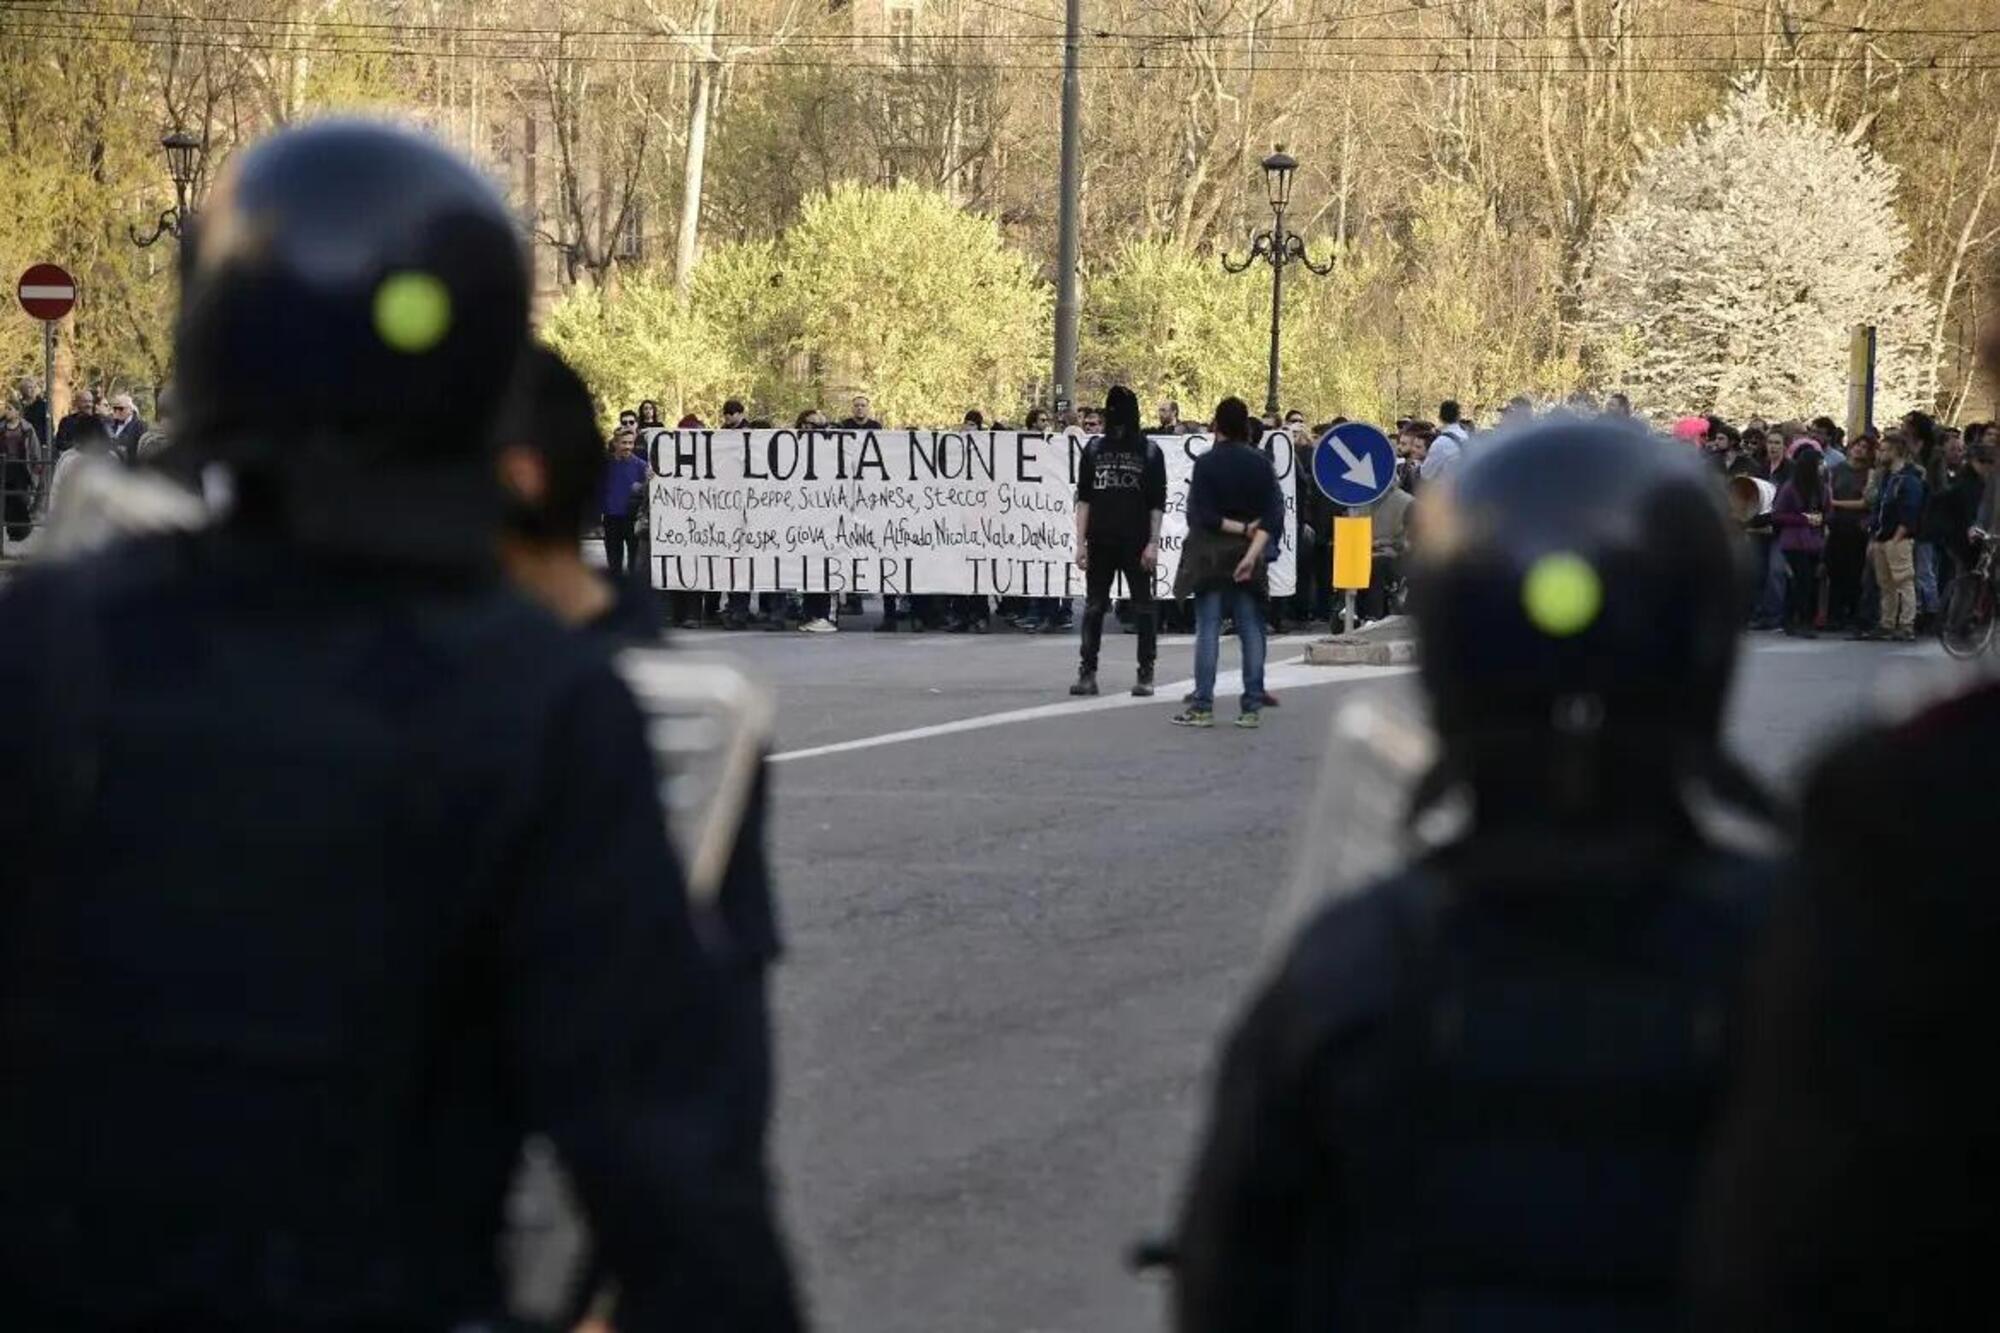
[53,409,98,453]
[1931,466,1988,567]
[1076,431,1167,550]
[1695,683,2000,1331]
[1176,834,1772,1333]
[1294,441,1332,539]
[0,532,802,1333]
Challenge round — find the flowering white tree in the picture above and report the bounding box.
[1580,84,1938,421]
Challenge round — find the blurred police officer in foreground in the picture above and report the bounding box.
[1173,416,1777,1331]
[1689,331,2000,1332]
[495,345,788,1328]
[0,120,801,1332]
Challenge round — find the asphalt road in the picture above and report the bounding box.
[673,615,1980,1333]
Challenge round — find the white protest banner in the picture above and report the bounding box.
[641,427,1298,598]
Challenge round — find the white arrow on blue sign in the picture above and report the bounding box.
[1311,421,1397,509]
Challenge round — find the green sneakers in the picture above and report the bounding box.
[1234,711,1262,730]
[1170,708,1214,728]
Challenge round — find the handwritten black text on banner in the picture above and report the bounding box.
[641,427,1297,597]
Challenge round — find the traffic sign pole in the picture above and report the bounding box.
[1312,422,1398,634]
[1346,556,1357,637]
[12,263,77,556]
[43,314,55,451]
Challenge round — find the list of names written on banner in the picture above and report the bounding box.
[642,427,1297,597]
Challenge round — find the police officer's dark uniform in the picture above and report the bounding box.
[1172,417,1777,1332]
[1688,326,2000,1332]
[1691,678,2000,1332]
[0,121,801,1332]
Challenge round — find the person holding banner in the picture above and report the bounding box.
[1171,397,1283,729]
[1070,386,1166,697]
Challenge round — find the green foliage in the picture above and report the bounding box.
[547,184,1049,426]
[1080,238,1265,412]
[774,182,1048,424]
[0,34,176,402]
[1282,240,1401,426]
[690,238,796,413]
[1081,236,1404,427]
[541,270,747,426]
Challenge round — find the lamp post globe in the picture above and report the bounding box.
[131,128,205,248]
[1261,148,1298,213]
[162,130,202,195]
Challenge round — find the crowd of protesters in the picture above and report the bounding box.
[586,386,2000,660]
[0,376,173,549]
[14,373,1996,658]
[1674,408,1999,641]
[593,388,1438,645]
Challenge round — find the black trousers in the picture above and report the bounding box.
[1079,542,1157,673]
[1825,525,1867,627]
[1358,553,1403,621]
[601,514,640,579]
[1784,550,1822,629]
[1296,537,1331,622]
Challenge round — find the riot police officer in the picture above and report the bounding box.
[1171,416,1777,1331]
[494,343,788,1328]
[0,121,801,1332]
[1688,326,2000,1332]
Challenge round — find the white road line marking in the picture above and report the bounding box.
[770,659,1416,764]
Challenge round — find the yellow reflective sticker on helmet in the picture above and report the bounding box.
[373,272,452,353]
[1522,553,1602,638]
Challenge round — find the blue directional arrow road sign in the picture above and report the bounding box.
[1312,421,1397,509]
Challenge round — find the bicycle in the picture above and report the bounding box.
[1940,528,2000,659]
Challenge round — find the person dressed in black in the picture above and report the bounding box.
[1692,329,2000,1333]
[1823,432,1874,630]
[0,121,801,1333]
[1070,385,1166,697]
[1172,416,1777,1332]
[52,386,100,455]
[1691,677,2000,1332]
[495,345,793,1328]
[1,399,40,543]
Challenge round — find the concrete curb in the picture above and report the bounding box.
[1302,615,1418,666]
[1304,636,1418,666]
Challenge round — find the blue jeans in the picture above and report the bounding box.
[1191,585,1266,712]
[1916,541,1940,614]
[1753,536,1787,625]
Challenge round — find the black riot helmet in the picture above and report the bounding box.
[1408,415,1754,823]
[175,119,528,565]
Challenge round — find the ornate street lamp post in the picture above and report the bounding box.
[131,129,205,248]
[1223,147,1332,418]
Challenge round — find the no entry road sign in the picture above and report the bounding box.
[18,263,77,321]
